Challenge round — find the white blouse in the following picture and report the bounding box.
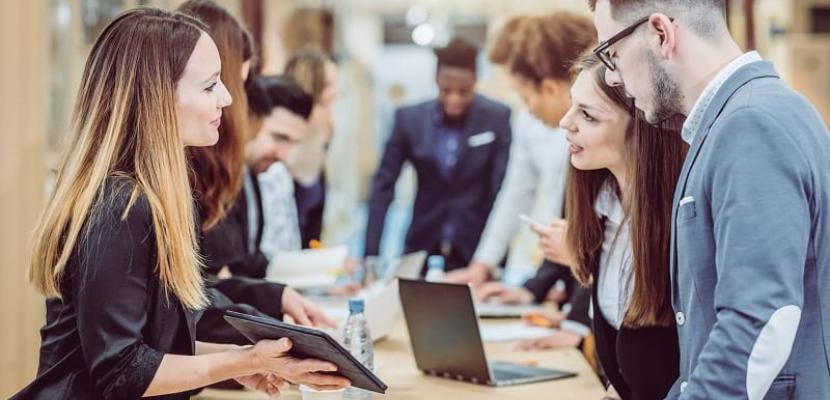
[594,181,635,330]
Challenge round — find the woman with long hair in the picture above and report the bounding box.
[177,0,334,337]
[470,12,598,349]
[14,8,348,399]
[554,55,687,400]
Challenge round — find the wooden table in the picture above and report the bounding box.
[196,318,604,400]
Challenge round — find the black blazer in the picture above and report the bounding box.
[200,169,268,279]
[13,180,196,400]
[590,259,680,400]
[197,169,286,345]
[294,174,325,249]
[364,95,512,266]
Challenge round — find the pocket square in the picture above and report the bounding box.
[679,196,695,206]
[467,131,495,147]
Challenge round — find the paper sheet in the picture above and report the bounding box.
[266,245,348,289]
[479,322,556,342]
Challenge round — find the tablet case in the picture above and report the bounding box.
[223,310,388,394]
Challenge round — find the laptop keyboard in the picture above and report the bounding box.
[491,362,544,381]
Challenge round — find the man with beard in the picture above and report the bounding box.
[589,1,830,399]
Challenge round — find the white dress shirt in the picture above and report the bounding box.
[472,109,570,271]
[682,51,763,144]
[595,181,634,330]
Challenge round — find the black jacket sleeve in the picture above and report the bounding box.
[71,186,164,399]
[196,283,283,345]
[522,261,572,303]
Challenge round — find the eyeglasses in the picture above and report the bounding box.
[593,16,674,71]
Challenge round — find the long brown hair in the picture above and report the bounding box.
[29,8,208,309]
[179,0,253,229]
[565,56,687,328]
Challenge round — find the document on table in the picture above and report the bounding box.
[266,245,348,289]
[479,322,556,342]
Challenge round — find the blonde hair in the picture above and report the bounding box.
[28,8,208,309]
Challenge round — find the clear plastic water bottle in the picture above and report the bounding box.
[425,255,446,282]
[343,298,373,400]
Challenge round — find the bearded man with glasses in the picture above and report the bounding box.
[589,1,830,399]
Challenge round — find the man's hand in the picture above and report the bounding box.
[475,282,534,304]
[444,262,492,285]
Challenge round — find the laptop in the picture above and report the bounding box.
[398,279,576,386]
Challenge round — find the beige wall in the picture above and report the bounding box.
[0,1,48,396]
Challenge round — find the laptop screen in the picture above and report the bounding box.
[398,279,492,384]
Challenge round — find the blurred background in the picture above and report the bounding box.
[1,0,828,395]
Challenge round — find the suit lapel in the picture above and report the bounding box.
[450,96,482,181]
[670,61,780,300]
[419,101,442,179]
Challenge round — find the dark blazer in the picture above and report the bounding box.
[523,260,577,303]
[294,174,325,249]
[197,169,285,345]
[364,95,511,267]
[590,258,679,400]
[13,180,196,400]
[200,169,268,279]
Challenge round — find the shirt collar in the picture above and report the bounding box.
[681,51,763,144]
[433,101,470,128]
[594,179,625,225]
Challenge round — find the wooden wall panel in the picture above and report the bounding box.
[0,1,48,396]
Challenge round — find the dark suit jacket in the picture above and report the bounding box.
[13,179,196,400]
[294,174,325,249]
[197,169,285,345]
[364,95,511,267]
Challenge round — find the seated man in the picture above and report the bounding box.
[197,76,333,345]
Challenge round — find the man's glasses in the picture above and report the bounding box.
[593,16,674,71]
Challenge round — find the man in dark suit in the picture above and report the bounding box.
[364,37,512,272]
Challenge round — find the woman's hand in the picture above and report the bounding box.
[235,373,288,398]
[514,331,582,351]
[248,338,351,391]
[531,219,570,266]
[281,287,337,328]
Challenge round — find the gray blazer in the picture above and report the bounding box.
[668,61,830,399]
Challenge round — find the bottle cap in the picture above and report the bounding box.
[427,255,445,270]
[348,298,365,314]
